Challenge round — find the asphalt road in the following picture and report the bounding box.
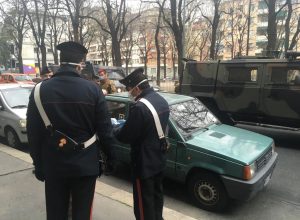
[1,125,299,220]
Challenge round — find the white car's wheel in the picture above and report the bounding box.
[5,127,20,148]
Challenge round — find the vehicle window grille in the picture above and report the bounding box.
[256,148,272,171]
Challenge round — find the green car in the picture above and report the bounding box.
[106,92,278,212]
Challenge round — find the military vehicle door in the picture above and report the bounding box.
[262,63,300,127]
[216,63,263,121]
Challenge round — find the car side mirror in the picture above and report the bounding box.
[0,105,4,110]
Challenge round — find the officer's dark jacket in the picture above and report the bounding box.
[27,66,115,178]
[115,87,170,179]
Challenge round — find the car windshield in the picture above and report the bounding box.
[170,98,218,137]
[14,75,32,81]
[1,87,32,108]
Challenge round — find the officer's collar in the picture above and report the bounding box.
[135,87,154,101]
[54,65,81,77]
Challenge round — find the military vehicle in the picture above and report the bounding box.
[181,52,300,130]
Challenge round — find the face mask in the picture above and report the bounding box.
[98,76,105,80]
[128,89,135,101]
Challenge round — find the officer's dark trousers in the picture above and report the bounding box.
[45,175,97,220]
[133,172,164,220]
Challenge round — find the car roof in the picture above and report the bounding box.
[0,83,34,90]
[106,91,194,105]
[1,73,25,76]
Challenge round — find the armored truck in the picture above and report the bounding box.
[181,52,300,130]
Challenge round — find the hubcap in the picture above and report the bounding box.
[196,181,218,205]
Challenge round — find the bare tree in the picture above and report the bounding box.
[264,0,287,54]
[136,25,154,76]
[121,29,135,74]
[0,0,28,73]
[201,0,222,60]
[47,0,68,64]
[157,0,200,89]
[223,0,249,58]
[159,29,172,79]
[22,0,49,69]
[63,0,86,42]
[284,0,300,52]
[83,0,141,66]
[154,7,162,86]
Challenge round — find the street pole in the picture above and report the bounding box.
[246,0,252,55]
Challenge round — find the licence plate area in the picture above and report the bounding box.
[264,173,271,186]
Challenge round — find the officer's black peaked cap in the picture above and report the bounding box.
[119,67,147,88]
[56,41,88,63]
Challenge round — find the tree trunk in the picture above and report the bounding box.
[266,0,277,54]
[155,12,161,86]
[284,0,292,52]
[210,1,220,60]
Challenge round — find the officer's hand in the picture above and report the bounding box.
[32,168,45,182]
[102,89,108,95]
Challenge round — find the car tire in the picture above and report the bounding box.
[187,172,229,212]
[5,127,21,148]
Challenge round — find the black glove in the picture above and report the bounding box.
[32,168,45,182]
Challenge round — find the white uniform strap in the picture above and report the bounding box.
[34,82,51,127]
[139,98,165,139]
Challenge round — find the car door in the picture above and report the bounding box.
[164,122,179,177]
[261,63,300,127]
[106,100,131,163]
[0,94,6,136]
[216,63,263,122]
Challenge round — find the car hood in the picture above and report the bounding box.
[11,108,27,119]
[186,124,273,165]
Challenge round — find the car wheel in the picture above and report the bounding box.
[5,127,21,148]
[187,172,229,212]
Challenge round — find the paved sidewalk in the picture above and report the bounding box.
[0,143,197,220]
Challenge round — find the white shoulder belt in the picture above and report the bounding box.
[139,98,165,139]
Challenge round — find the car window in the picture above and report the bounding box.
[106,101,127,120]
[1,87,32,108]
[269,67,300,84]
[226,67,257,82]
[14,75,32,81]
[169,98,218,137]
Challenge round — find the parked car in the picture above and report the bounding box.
[105,92,278,212]
[0,73,35,85]
[0,84,33,147]
[181,51,300,130]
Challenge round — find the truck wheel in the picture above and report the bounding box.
[5,127,21,148]
[187,172,229,212]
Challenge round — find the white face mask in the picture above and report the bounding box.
[128,88,136,101]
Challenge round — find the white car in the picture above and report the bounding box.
[0,84,33,147]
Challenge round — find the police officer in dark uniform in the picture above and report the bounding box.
[114,68,170,220]
[27,41,115,220]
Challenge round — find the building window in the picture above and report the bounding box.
[34,47,38,53]
[47,48,53,53]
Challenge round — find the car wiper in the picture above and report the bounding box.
[11,105,27,108]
